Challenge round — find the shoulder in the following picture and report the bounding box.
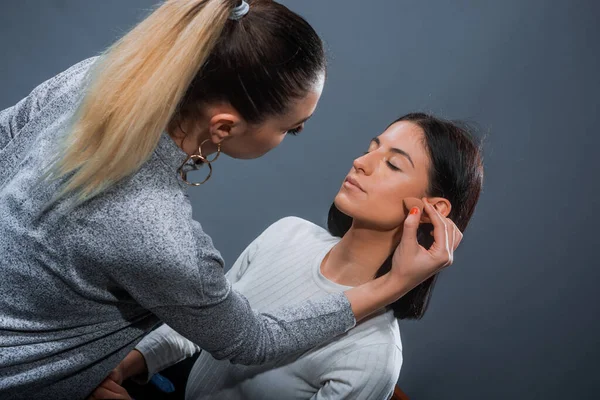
[307,310,402,377]
[87,181,188,229]
[260,216,330,243]
[49,57,98,86]
[266,216,317,231]
[72,188,227,302]
[314,312,402,378]
[333,309,402,351]
[73,183,196,263]
[358,310,403,351]
[33,57,99,103]
[235,217,332,266]
[2,57,100,137]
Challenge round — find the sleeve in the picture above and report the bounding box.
[0,57,97,151]
[83,208,356,367]
[147,269,356,367]
[310,344,402,400]
[133,226,270,380]
[133,324,200,383]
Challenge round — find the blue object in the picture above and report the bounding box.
[150,373,176,393]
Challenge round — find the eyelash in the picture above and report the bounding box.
[387,161,401,171]
[287,126,304,136]
[362,151,401,171]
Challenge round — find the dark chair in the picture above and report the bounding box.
[391,385,410,400]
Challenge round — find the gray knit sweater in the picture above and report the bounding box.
[0,58,355,400]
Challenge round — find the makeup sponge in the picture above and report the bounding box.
[402,197,425,217]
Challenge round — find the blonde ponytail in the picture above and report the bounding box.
[54,0,232,201]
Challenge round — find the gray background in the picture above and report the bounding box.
[1,1,598,399]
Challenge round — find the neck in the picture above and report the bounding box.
[168,118,218,156]
[322,222,402,287]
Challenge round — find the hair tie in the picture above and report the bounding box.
[229,1,250,21]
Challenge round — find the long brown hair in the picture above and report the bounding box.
[328,113,484,319]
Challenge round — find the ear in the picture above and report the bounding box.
[208,111,247,144]
[420,197,452,223]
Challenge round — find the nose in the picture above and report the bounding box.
[353,153,372,175]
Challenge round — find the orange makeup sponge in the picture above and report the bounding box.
[402,197,425,218]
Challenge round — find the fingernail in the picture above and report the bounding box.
[410,207,419,215]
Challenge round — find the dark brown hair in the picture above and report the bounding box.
[174,0,326,126]
[328,113,484,319]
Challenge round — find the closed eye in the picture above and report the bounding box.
[364,151,402,171]
[387,161,401,171]
[287,125,304,136]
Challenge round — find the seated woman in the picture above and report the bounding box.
[95,112,483,399]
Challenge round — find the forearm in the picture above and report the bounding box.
[148,276,410,366]
[344,273,412,322]
[152,290,355,366]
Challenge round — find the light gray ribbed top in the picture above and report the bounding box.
[136,217,403,400]
[0,58,355,399]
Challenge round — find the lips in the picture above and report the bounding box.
[344,176,365,192]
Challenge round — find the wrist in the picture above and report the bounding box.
[344,274,413,322]
[379,272,413,300]
[120,349,148,381]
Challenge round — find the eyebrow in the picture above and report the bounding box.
[289,114,313,128]
[371,137,415,168]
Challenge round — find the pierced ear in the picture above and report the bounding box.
[209,112,245,143]
[420,197,452,223]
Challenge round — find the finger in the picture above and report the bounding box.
[90,379,130,400]
[401,206,422,245]
[102,379,130,398]
[423,199,450,257]
[454,223,464,248]
[447,219,456,266]
[445,218,462,252]
[451,222,460,251]
[93,387,123,399]
[109,369,122,385]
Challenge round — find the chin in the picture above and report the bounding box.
[333,191,356,218]
[222,149,260,160]
[237,153,260,160]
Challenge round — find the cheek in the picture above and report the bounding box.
[335,179,426,229]
[335,192,406,230]
[270,132,286,148]
[369,189,408,227]
[334,185,406,228]
[253,132,285,157]
[228,130,284,159]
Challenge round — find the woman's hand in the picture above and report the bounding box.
[345,198,463,321]
[391,198,463,289]
[87,368,131,400]
[87,349,147,399]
